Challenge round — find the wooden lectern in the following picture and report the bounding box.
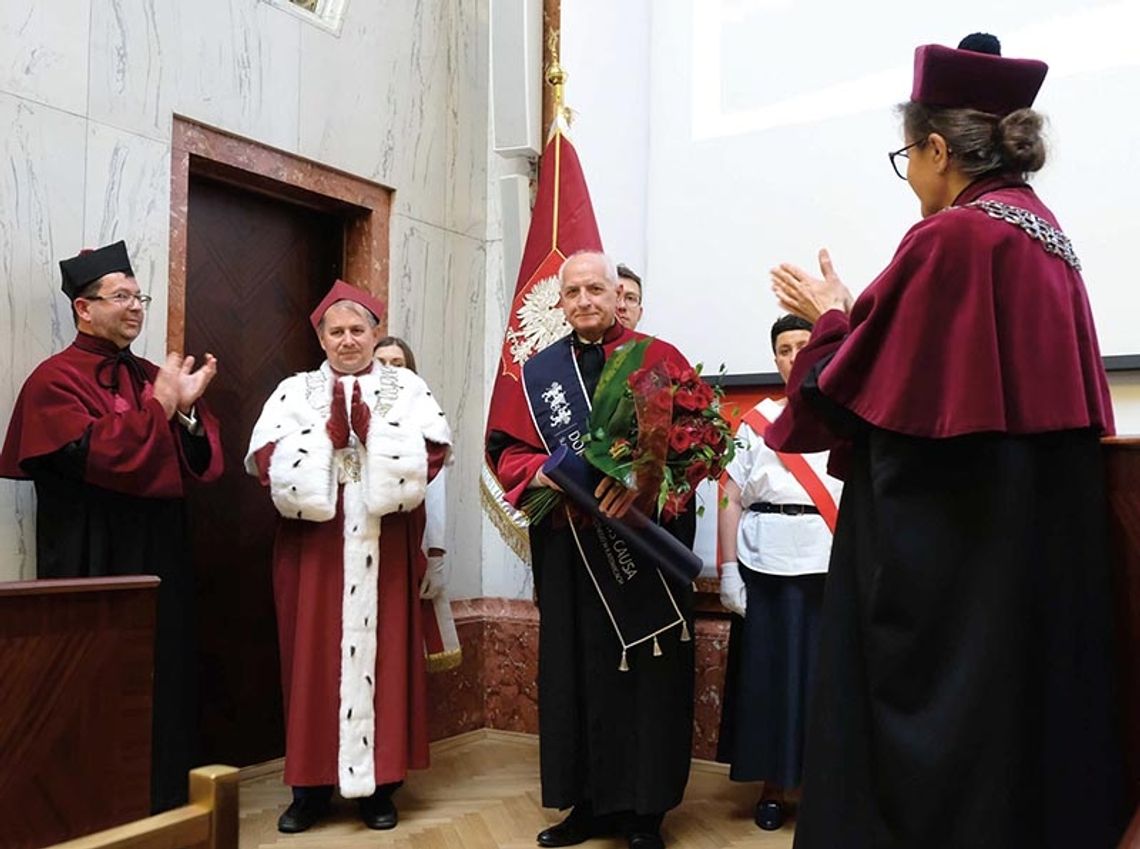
[0,576,158,849]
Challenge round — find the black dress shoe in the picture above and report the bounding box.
[755,799,784,831]
[360,793,398,830]
[627,832,665,849]
[537,806,604,847]
[277,797,330,833]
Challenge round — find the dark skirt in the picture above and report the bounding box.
[793,428,1126,849]
[717,568,824,788]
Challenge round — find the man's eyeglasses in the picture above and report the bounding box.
[84,292,153,308]
[888,140,924,181]
[620,293,641,306]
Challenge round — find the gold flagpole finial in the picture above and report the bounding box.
[546,27,572,131]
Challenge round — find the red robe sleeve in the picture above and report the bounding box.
[426,440,448,483]
[487,372,549,508]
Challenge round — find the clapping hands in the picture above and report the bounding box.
[770,248,854,323]
[154,351,218,419]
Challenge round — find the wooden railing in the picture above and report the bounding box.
[43,766,238,849]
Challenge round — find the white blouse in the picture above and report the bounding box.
[726,398,843,576]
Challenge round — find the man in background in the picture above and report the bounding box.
[616,262,643,330]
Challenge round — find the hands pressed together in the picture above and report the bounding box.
[153,351,218,419]
[770,248,854,323]
[326,379,372,448]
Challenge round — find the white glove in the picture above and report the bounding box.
[419,554,448,600]
[719,561,747,617]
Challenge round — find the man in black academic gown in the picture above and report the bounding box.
[486,251,697,849]
[0,241,223,812]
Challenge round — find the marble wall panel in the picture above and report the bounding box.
[427,618,485,740]
[444,0,490,240]
[693,617,731,761]
[298,0,451,228]
[83,122,172,360]
[0,94,88,582]
[0,0,90,114]
[88,0,301,149]
[387,215,485,599]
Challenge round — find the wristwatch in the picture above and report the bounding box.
[175,406,203,436]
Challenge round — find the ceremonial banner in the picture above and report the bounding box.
[481,127,604,559]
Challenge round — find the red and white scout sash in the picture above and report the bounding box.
[742,406,838,534]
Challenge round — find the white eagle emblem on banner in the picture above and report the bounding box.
[506,274,571,367]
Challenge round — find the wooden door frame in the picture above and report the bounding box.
[167,115,392,352]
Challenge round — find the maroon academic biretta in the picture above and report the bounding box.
[309,279,386,331]
[911,34,1048,116]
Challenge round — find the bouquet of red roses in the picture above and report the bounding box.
[522,338,734,523]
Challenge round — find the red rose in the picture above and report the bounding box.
[674,387,701,411]
[669,426,694,454]
[693,382,715,409]
[685,459,710,487]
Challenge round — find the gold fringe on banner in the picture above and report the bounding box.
[480,463,532,563]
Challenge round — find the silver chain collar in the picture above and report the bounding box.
[963,199,1082,271]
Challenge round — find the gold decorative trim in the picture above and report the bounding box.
[480,463,532,563]
[426,647,463,673]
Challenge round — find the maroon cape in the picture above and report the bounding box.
[0,332,222,494]
[767,174,1114,458]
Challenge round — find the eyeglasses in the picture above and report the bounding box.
[888,140,924,181]
[620,293,641,306]
[84,292,153,308]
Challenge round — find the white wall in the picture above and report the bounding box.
[561,0,652,279]
[0,0,492,596]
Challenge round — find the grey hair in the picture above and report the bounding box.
[317,299,379,332]
[899,102,1048,179]
[558,250,618,287]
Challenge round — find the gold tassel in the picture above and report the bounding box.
[680,621,691,642]
[619,649,629,672]
[652,636,662,657]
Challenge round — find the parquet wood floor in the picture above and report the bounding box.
[238,730,794,849]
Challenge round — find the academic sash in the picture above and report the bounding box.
[522,335,689,670]
[742,407,838,533]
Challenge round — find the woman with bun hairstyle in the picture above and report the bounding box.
[768,34,1124,848]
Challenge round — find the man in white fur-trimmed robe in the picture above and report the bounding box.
[245,281,451,834]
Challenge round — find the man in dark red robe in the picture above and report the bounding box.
[767,35,1124,849]
[0,240,223,812]
[245,281,451,834]
[486,252,697,849]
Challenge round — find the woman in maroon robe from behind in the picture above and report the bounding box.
[767,34,1125,848]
